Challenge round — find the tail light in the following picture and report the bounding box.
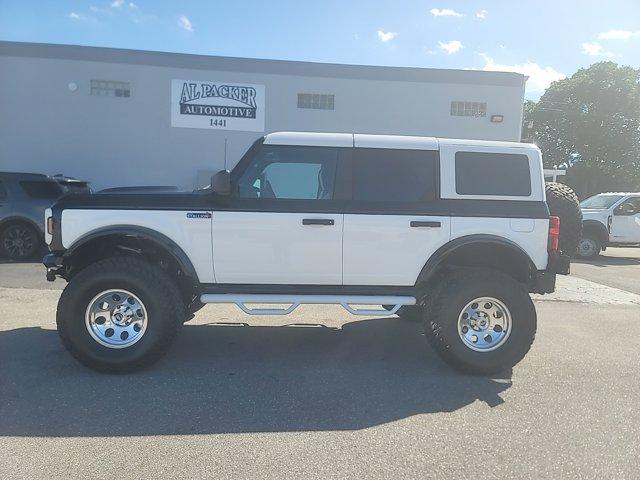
[548,216,560,253]
[47,216,55,235]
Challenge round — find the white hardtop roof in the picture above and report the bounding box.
[263,131,536,151]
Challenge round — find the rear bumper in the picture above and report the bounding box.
[532,252,571,294]
[549,252,571,275]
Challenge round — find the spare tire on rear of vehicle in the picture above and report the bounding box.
[545,182,582,257]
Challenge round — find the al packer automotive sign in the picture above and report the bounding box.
[171,79,265,132]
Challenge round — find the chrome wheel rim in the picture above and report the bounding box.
[577,238,597,257]
[3,226,35,258]
[457,297,512,352]
[85,289,148,349]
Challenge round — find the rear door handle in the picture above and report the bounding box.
[302,218,335,226]
[410,221,441,228]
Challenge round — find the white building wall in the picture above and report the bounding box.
[0,43,526,190]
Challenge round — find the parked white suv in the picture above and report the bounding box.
[43,132,571,374]
[578,193,640,258]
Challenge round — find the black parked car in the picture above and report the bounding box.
[0,172,91,260]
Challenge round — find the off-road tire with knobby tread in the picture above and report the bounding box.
[545,182,582,257]
[57,256,184,373]
[425,268,536,375]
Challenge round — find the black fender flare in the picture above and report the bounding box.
[415,234,539,286]
[581,220,609,244]
[63,225,200,283]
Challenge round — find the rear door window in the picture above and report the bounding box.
[352,149,438,202]
[455,152,531,196]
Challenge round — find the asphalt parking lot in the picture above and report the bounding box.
[1,249,639,479]
[571,247,640,295]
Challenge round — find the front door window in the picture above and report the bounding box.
[236,145,338,200]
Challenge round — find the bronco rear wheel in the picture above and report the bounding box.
[57,257,184,373]
[426,268,536,375]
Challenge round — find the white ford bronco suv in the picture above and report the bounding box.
[577,192,640,258]
[44,132,571,375]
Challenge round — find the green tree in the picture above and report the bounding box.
[524,62,640,194]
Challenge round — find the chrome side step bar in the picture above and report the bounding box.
[199,294,416,316]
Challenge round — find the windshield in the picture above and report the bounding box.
[580,194,625,209]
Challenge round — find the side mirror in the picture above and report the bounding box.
[618,202,637,215]
[211,170,231,196]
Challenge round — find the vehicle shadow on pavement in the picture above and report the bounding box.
[572,255,640,267]
[0,318,512,437]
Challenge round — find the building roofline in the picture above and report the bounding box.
[0,41,526,87]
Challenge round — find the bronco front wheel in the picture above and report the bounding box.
[57,257,184,373]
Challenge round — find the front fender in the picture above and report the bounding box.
[59,225,199,283]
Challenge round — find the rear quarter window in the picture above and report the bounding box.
[19,181,64,199]
[455,152,531,196]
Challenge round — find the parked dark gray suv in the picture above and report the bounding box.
[0,172,90,260]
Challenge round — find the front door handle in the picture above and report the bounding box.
[410,221,441,228]
[302,218,335,226]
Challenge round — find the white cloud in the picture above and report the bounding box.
[581,42,617,57]
[476,53,565,93]
[67,11,95,22]
[178,15,193,32]
[581,42,603,55]
[597,29,640,40]
[476,9,488,19]
[111,0,124,7]
[177,15,193,32]
[438,40,463,54]
[430,8,463,17]
[377,30,397,42]
[129,2,138,9]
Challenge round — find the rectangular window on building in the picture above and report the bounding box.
[450,101,487,117]
[297,93,335,110]
[90,80,131,97]
[455,152,531,196]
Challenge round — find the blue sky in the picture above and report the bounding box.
[1,0,639,99]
